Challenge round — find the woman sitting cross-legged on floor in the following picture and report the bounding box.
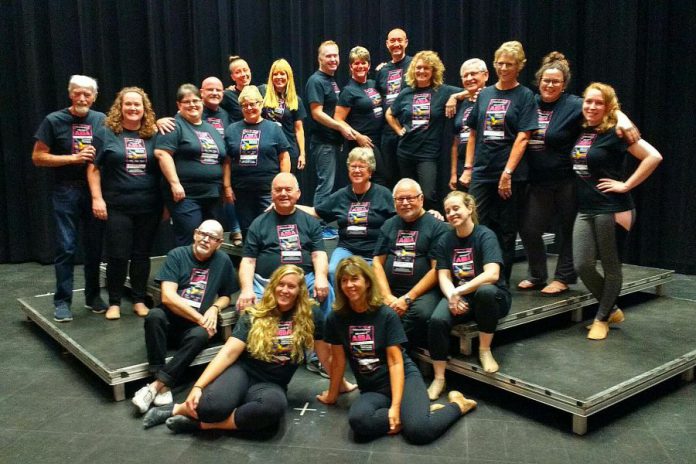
[143,264,332,433]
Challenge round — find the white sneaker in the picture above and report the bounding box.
[153,389,173,406]
[132,385,155,414]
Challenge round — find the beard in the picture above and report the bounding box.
[72,105,90,116]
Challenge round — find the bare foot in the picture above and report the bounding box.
[340,378,358,393]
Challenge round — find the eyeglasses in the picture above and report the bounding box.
[180,98,202,105]
[348,164,369,172]
[494,62,516,69]
[541,78,564,86]
[394,194,422,203]
[461,71,484,79]
[195,229,222,243]
[241,101,261,108]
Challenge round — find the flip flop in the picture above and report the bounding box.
[517,279,545,290]
[540,281,569,296]
[230,232,243,247]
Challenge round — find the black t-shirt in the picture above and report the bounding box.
[261,93,307,160]
[374,212,450,295]
[337,78,384,140]
[202,106,232,137]
[571,129,635,213]
[93,127,161,213]
[233,305,324,388]
[315,183,395,256]
[243,209,325,277]
[155,116,226,200]
[221,84,268,123]
[305,70,342,144]
[375,56,413,110]
[434,225,508,290]
[155,246,239,314]
[526,93,583,183]
[33,108,106,183]
[389,84,461,160]
[324,305,419,393]
[225,119,290,191]
[453,99,476,163]
[466,85,539,182]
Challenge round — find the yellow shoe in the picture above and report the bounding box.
[105,306,121,320]
[448,391,477,415]
[479,349,499,373]
[587,320,609,340]
[427,378,446,401]
[586,309,624,329]
[133,303,150,317]
[429,403,446,412]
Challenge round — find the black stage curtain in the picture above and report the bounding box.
[2,0,695,272]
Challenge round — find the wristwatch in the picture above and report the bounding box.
[503,168,513,176]
[404,294,413,305]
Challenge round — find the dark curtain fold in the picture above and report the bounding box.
[2,0,695,272]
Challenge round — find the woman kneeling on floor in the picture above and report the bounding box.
[317,256,477,444]
[143,264,323,433]
[427,191,512,400]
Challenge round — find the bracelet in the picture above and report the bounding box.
[463,166,473,171]
[211,304,220,312]
[192,385,203,390]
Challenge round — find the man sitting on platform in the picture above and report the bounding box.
[132,219,238,414]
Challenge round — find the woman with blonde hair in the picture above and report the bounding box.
[318,256,476,444]
[143,265,324,433]
[88,87,161,320]
[427,191,511,399]
[385,50,462,210]
[573,82,661,340]
[462,40,538,286]
[262,58,307,172]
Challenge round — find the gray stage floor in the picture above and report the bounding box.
[3,262,696,463]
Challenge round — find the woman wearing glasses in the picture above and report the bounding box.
[225,85,290,237]
[155,84,226,246]
[461,41,538,285]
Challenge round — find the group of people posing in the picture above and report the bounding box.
[32,27,662,444]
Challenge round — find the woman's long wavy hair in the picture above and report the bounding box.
[405,50,445,89]
[245,265,316,363]
[104,87,157,139]
[263,58,299,111]
[333,256,383,315]
[582,82,620,133]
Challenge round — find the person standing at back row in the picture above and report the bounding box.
[305,40,354,240]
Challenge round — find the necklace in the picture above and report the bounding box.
[352,182,371,203]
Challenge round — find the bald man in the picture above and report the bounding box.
[133,220,239,414]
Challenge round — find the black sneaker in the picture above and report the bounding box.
[306,359,330,378]
[85,297,107,314]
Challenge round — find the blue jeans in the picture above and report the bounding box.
[253,271,335,317]
[234,189,271,237]
[328,246,372,286]
[168,197,221,246]
[52,184,104,306]
[310,139,340,207]
[223,202,241,234]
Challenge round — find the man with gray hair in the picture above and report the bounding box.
[373,178,450,350]
[32,75,107,322]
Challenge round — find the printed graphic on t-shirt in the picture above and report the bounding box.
[194,130,220,164]
[72,124,93,154]
[124,138,147,175]
[271,320,293,364]
[392,230,418,275]
[412,93,432,130]
[277,224,303,264]
[331,81,340,95]
[452,248,475,285]
[363,88,383,118]
[239,129,261,167]
[528,109,553,150]
[346,202,369,236]
[572,133,597,178]
[349,325,379,374]
[483,99,510,141]
[386,69,403,104]
[206,117,225,136]
[267,99,285,126]
[180,268,209,309]
[458,107,474,145]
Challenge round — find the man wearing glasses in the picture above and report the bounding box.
[133,219,238,415]
[373,178,449,349]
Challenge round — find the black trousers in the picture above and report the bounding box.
[144,306,210,386]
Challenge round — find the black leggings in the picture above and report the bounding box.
[104,208,160,305]
[348,368,462,444]
[197,363,287,431]
[428,284,511,361]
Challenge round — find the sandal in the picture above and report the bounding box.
[517,279,544,291]
[231,232,243,247]
[540,280,569,296]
